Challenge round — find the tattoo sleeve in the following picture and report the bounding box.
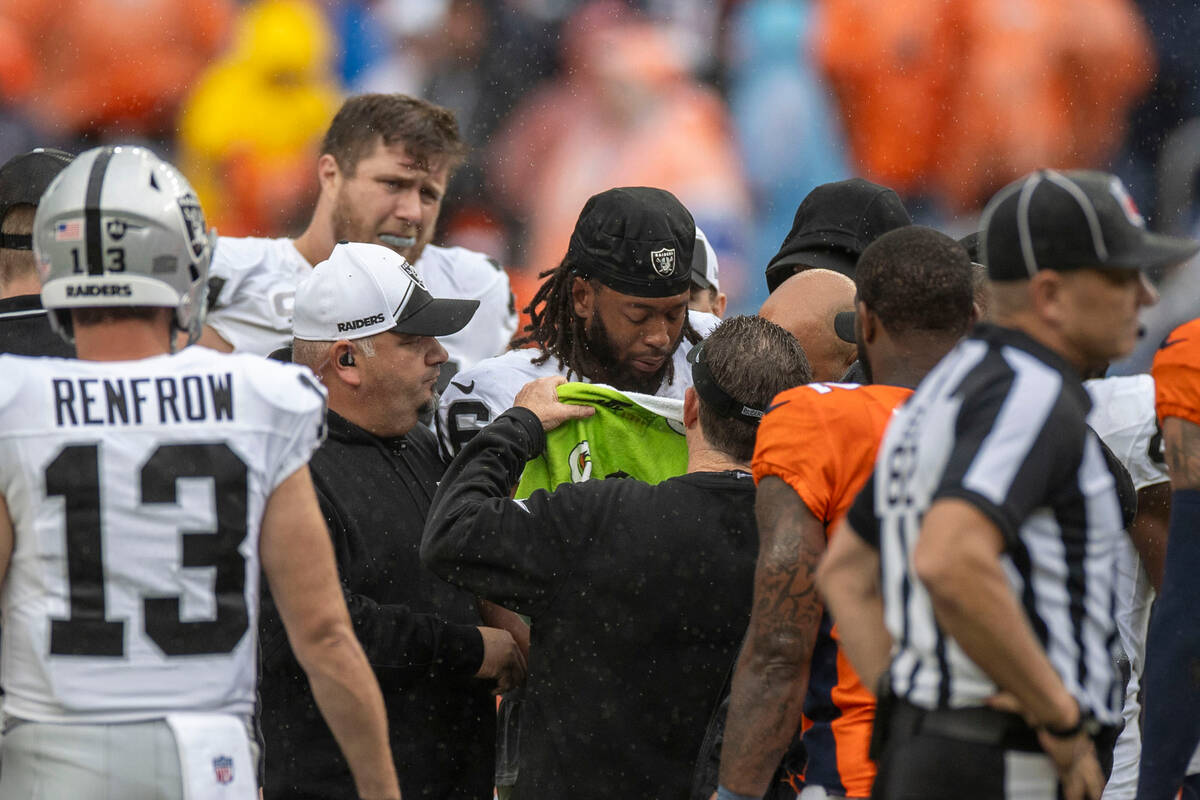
[1163,417,1200,490]
[718,476,827,794]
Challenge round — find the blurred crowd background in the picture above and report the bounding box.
[2,0,1199,334]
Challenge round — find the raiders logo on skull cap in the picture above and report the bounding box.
[565,186,695,298]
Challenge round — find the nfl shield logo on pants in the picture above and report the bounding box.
[213,755,234,785]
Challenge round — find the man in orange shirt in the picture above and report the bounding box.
[717,226,975,800]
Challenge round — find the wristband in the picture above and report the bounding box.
[1041,716,1084,739]
[1040,699,1098,739]
[716,786,762,800]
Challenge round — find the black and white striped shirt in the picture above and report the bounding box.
[847,323,1124,724]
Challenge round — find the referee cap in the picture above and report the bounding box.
[566,186,695,298]
[294,242,478,341]
[981,169,1199,281]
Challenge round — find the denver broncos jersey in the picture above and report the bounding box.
[752,381,913,797]
[436,309,719,458]
[1154,317,1200,428]
[206,237,517,380]
[0,347,326,723]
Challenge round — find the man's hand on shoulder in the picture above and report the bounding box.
[475,626,528,695]
[514,376,595,432]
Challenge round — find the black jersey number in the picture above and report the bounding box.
[47,442,249,658]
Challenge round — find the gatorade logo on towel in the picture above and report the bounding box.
[568,440,593,483]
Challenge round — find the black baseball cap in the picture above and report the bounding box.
[566,186,695,298]
[981,169,1199,281]
[834,310,857,344]
[765,178,912,292]
[0,148,75,249]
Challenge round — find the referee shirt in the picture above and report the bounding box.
[846,323,1124,725]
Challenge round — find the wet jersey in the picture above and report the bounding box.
[205,237,518,381]
[751,381,913,797]
[0,348,325,723]
[436,309,719,459]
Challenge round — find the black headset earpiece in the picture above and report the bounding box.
[339,351,355,367]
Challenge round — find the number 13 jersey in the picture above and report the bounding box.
[0,347,326,722]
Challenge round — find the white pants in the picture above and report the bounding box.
[0,718,183,799]
[0,716,257,800]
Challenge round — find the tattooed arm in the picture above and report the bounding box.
[718,476,827,795]
[1163,416,1200,490]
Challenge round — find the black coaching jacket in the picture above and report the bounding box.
[259,411,494,800]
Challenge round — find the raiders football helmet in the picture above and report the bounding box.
[34,145,215,345]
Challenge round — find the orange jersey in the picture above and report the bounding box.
[1153,318,1200,427]
[752,381,912,797]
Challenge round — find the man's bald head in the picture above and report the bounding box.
[758,268,857,381]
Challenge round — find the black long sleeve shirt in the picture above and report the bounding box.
[421,408,760,800]
[260,411,493,800]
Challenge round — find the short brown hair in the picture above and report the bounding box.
[698,315,812,462]
[321,94,467,176]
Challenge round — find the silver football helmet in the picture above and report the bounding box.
[33,145,215,345]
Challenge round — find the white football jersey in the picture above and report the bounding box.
[205,237,518,375]
[0,348,326,723]
[436,309,719,457]
[1085,374,1169,800]
[206,236,310,355]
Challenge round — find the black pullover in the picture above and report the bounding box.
[260,411,494,800]
[422,408,759,800]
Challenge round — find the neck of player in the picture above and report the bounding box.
[686,437,750,475]
[74,318,174,361]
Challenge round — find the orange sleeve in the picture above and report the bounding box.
[753,386,843,523]
[1153,319,1200,427]
[754,384,913,526]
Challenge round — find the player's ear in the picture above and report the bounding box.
[316,154,342,196]
[683,386,699,428]
[571,276,597,321]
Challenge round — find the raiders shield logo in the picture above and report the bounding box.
[650,247,676,277]
[177,193,208,260]
[398,257,429,291]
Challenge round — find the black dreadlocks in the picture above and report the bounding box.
[511,258,701,385]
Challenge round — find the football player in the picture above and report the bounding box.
[0,146,399,800]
